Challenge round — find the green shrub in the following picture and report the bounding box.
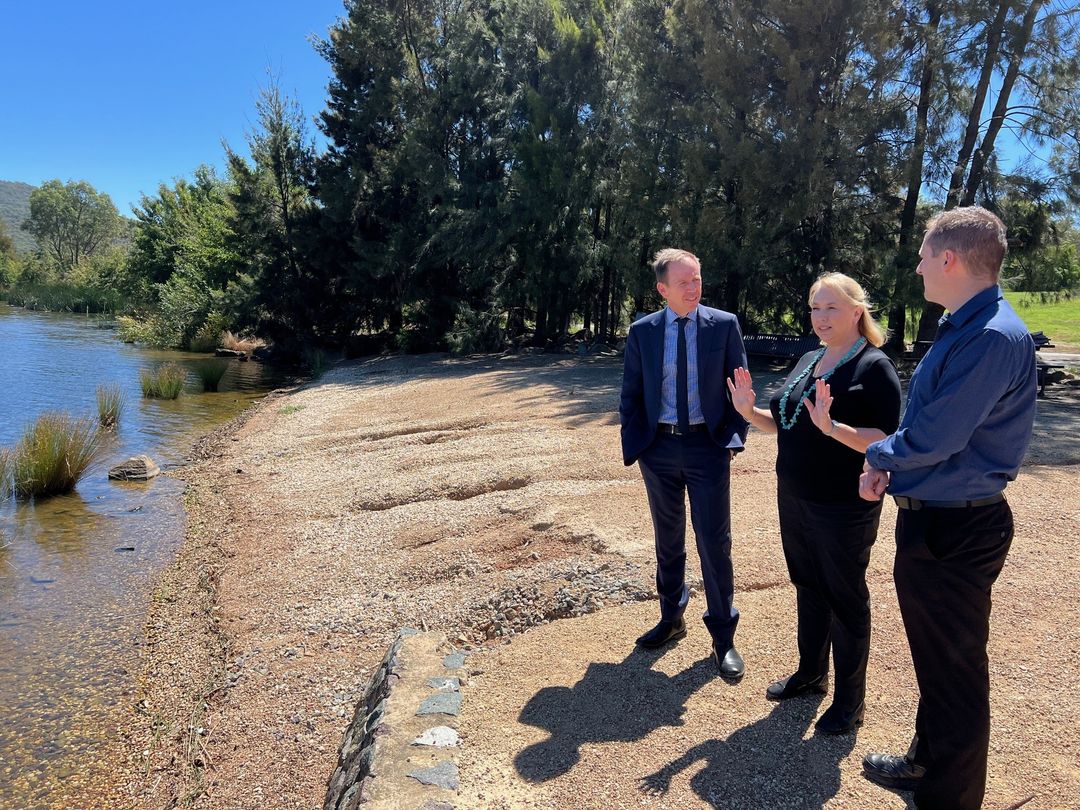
[194,359,230,392]
[117,315,160,344]
[445,304,505,355]
[10,413,102,499]
[189,311,229,352]
[140,362,187,399]
[96,383,125,428]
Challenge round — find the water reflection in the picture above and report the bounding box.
[0,305,284,807]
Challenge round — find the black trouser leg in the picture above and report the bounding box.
[639,437,689,623]
[684,438,737,647]
[893,500,1013,810]
[778,486,880,705]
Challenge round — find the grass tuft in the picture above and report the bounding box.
[0,448,11,501]
[10,413,102,499]
[96,383,125,428]
[140,362,187,399]
[194,359,230,392]
[221,331,267,354]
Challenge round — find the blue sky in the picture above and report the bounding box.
[0,1,344,214]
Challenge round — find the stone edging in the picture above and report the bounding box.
[324,630,467,809]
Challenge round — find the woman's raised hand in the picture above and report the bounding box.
[805,378,834,434]
[726,366,757,421]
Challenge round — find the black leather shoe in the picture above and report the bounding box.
[712,644,745,681]
[814,702,865,735]
[765,673,828,701]
[635,618,686,649]
[862,752,926,789]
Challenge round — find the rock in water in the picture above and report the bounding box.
[108,455,160,481]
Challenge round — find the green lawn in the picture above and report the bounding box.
[1004,291,1080,347]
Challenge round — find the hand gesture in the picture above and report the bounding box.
[726,367,757,421]
[859,467,889,501]
[804,379,833,435]
[639,770,672,796]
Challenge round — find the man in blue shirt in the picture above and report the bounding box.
[859,207,1037,809]
[620,249,749,679]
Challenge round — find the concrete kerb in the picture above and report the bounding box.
[324,630,468,809]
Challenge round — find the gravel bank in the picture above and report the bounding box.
[100,353,1079,809]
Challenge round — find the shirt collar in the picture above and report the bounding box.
[665,306,699,324]
[940,285,1002,329]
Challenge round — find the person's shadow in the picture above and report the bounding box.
[514,647,716,782]
[639,695,862,808]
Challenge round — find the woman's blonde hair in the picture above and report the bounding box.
[808,272,886,347]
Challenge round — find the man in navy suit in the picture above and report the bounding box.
[620,248,750,679]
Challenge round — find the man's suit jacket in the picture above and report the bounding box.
[619,305,749,466]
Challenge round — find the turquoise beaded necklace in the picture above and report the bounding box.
[778,337,867,430]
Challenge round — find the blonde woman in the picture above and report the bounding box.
[727,273,901,734]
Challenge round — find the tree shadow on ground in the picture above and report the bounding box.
[514,646,718,782]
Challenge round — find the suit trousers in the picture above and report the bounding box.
[777,485,881,709]
[893,499,1013,810]
[638,431,738,647]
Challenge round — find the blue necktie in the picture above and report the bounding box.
[676,317,690,434]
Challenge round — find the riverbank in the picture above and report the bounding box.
[102,353,1079,809]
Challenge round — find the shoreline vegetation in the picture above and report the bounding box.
[1,412,101,499]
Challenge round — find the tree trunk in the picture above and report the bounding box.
[887,2,941,354]
[918,0,1011,342]
[945,0,1010,209]
[963,0,1044,205]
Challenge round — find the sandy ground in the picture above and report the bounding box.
[98,352,1080,810]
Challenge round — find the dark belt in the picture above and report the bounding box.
[893,492,1005,511]
[656,423,707,436]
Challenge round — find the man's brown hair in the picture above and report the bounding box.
[652,248,701,283]
[924,206,1008,279]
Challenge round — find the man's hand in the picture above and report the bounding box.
[859,464,889,501]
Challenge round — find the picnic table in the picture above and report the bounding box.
[742,334,821,363]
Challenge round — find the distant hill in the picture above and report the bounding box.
[0,180,36,254]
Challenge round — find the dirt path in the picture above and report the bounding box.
[107,353,1079,809]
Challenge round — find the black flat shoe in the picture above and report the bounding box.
[635,617,686,649]
[712,644,745,681]
[814,702,864,735]
[765,673,828,701]
[862,752,926,789]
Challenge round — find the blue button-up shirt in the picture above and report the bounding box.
[659,306,705,425]
[865,285,1036,500]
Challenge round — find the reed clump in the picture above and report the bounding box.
[10,413,102,499]
[221,331,267,354]
[96,383,125,428]
[195,359,230,392]
[0,448,11,501]
[140,363,187,399]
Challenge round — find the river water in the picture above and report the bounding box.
[0,304,283,807]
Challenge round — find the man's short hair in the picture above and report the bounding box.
[924,206,1007,279]
[652,248,701,283]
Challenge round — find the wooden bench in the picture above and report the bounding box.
[1036,359,1066,397]
[742,334,821,362]
[906,332,1051,361]
[1031,331,1055,350]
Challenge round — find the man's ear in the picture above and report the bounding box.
[942,249,957,272]
[656,281,666,299]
